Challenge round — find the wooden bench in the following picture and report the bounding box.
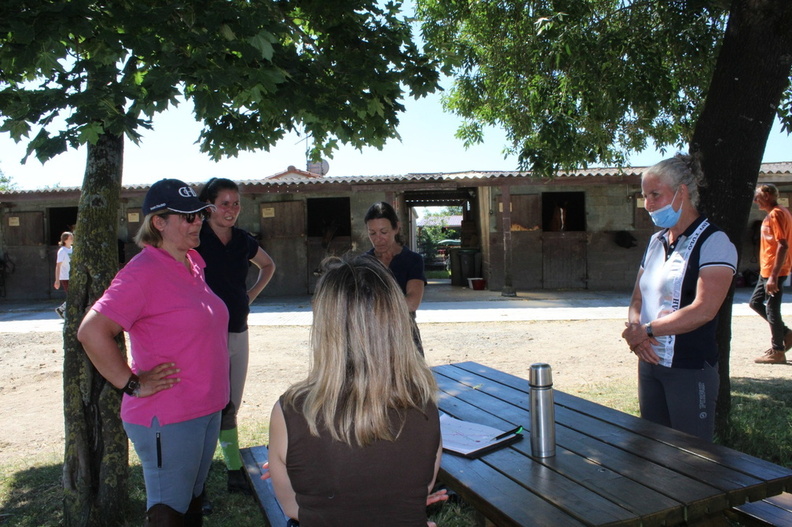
[731,492,792,526]
[240,445,291,527]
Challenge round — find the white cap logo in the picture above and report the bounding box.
[178,186,197,198]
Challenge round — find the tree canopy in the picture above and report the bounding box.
[416,0,790,175]
[0,2,440,525]
[0,169,14,191]
[0,0,440,167]
[417,0,792,433]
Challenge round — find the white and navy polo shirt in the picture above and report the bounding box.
[639,216,737,369]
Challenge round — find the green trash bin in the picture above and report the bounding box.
[448,248,463,286]
[457,249,480,285]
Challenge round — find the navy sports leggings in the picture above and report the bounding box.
[638,360,719,442]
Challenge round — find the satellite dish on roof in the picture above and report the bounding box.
[307,159,330,176]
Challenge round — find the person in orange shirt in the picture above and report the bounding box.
[750,184,792,364]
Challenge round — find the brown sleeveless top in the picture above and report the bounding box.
[280,395,440,526]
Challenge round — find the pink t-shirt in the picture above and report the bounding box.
[93,246,230,426]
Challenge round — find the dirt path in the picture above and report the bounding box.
[1,316,787,465]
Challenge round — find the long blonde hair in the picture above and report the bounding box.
[282,254,437,447]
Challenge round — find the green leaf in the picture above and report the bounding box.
[77,122,105,145]
[219,24,236,41]
[248,31,275,61]
[0,120,31,142]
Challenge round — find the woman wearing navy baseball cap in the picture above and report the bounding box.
[79,178,230,525]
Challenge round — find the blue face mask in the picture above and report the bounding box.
[648,188,683,228]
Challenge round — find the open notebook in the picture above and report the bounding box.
[440,413,524,459]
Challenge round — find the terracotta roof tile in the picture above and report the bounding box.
[3,162,791,196]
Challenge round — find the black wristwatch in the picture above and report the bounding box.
[122,373,141,397]
[645,322,654,338]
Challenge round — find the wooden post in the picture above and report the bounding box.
[500,185,516,297]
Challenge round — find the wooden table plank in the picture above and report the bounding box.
[438,390,638,526]
[734,500,792,526]
[434,362,792,526]
[435,364,739,497]
[441,453,588,527]
[766,492,792,510]
[482,447,640,526]
[454,361,792,475]
[449,361,792,499]
[436,371,696,525]
[436,374,722,519]
[446,361,768,503]
[557,394,792,493]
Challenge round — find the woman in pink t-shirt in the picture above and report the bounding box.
[78,179,229,526]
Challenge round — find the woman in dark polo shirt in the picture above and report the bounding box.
[197,177,275,496]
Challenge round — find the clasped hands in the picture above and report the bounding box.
[621,322,660,365]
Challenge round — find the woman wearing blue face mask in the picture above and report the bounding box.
[621,154,737,442]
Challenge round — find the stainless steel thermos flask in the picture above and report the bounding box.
[529,363,556,457]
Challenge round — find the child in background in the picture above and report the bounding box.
[54,231,73,318]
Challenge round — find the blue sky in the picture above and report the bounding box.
[1,86,790,191]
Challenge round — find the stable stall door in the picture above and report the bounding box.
[541,192,587,289]
[260,201,307,296]
[542,232,587,289]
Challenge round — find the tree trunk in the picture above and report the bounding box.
[691,0,792,436]
[63,132,129,527]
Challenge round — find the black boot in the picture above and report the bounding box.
[184,494,203,527]
[227,467,253,495]
[144,503,184,527]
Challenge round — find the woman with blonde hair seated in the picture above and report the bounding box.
[266,254,445,526]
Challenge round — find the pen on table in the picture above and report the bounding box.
[494,426,523,440]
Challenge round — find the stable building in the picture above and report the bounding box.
[1,162,790,301]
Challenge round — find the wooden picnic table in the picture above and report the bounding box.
[434,361,792,527]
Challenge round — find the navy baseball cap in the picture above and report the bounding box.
[142,179,214,216]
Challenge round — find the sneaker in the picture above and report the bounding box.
[784,331,792,351]
[227,467,253,495]
[55,306,65,319]
[755,349,787,364]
